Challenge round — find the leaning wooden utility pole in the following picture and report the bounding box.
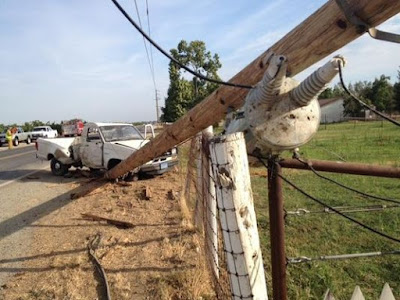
[106,0,400,179]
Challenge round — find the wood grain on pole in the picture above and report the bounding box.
[107,0,400,179]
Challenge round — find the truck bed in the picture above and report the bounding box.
[36,137,77,162]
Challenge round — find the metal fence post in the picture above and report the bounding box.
[268,157,287,300]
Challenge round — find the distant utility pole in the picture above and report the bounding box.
[155,89,160,123]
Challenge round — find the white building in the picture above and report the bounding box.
[319,97,344,123]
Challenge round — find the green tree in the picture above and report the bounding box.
[318,83,344,99]
[22,122,33,132]
[31,120,45,127]
[343,81,372,117]
[49,122,62,134]
[367,75,394,112]
[162,40,222,122]
[393,67,400,111]
[318,87,333,99]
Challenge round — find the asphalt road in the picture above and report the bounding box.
[0,144,48,187]
[0,144,82,286]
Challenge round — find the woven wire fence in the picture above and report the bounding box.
[181,134,232,299]
[180,131,266,300]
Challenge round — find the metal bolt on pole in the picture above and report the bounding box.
[268,157,287,300]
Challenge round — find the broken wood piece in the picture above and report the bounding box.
[116,181,132,187]
[167,189,176,200]
[142,186,152,200]
[81,213,135,229]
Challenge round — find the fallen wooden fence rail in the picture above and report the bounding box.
[106,0,400,180]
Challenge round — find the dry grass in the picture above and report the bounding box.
[0,154,216,300]
[148,232,215,300]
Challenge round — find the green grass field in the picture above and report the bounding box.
[251,121,400,299]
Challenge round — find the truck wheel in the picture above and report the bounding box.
[50,158,68,176]
[107,159,121,170]
[26,137,31,144]
[13,138,19,146]
[125,172,139,182]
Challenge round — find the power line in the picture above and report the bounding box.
[145,0,155,80]
[257,157,400,244]
[338,61,400,127]
[133,0,156,89]
[293,155,400,205]
[111,0,253,90]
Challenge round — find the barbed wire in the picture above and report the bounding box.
[257,156,400,244]
[285,204,400,217]
[293,154,400,205]
[287,249,400,264]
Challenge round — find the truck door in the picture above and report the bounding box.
[80,127,103,168]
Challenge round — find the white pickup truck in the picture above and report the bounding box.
[0,127,32,146]
[31,126,58,140]
[36,122,178,177]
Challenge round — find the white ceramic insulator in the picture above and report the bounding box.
[290,56,346,106]
[246,55,287,109]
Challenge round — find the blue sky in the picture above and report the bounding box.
[0,0,399,124]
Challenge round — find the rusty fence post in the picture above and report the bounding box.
[268,157,287,300]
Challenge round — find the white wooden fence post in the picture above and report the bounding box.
[201,126,219,279]
[209,132,268,300]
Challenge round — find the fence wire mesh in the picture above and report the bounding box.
[181,132,267,300]
[181,135,231,299]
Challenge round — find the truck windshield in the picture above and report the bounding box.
[100,125,143,142]
[33,127,46,132]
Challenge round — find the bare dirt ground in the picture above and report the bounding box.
[0,166,214,300]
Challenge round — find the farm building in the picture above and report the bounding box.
[319,97,344,123]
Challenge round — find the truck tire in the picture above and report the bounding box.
[26,136,31,144]
[50,158,68,176]
[125,172,139,182]
[13,138,19,146]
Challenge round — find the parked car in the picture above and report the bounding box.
[36,122,178,177]
[31,126,58,140]
[62,119,84,137]
[0,127,32,146]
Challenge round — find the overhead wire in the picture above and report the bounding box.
[111,0,253,89]
[257,157,400,244]
[133,0,156,90]
[145,0,155,80]
[338,61,400,127]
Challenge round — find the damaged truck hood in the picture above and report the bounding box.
[111,139,148,150]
